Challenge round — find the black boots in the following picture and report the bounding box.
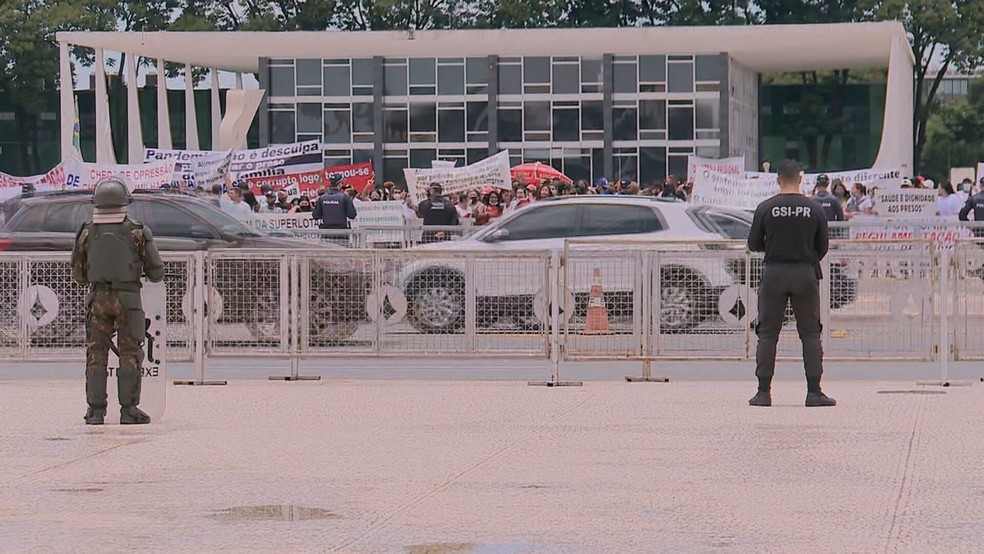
[805,391,837,407]
[120,406,151,425]
[84,407,106,425]
[748,391,772,407]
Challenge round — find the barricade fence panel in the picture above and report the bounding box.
[953,239,984,360]
[206,251,289,356]
[274,225,479,250]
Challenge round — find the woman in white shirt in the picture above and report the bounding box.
[937,182,963,219]
[845,182,873,219]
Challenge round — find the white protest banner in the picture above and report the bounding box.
[745,167,903,196]
[687,155,745,182]
[351,200,406,243]
[850,224,972,250]
[144,140,322,183]
[690,169,778,210]
[0,163,67,201]
[189,151,233,190]
[977,162,984,186]
[872,186,937,219]
[431,160,456,169]
[405,150,511,201]
[64,158,176,191]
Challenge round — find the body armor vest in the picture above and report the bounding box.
[86,221,143,287]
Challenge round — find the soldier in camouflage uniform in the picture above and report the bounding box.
[71,178,164,425]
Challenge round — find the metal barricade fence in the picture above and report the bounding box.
[560,238,939,366]
[0,252,197,363]
[266,225,480,249]
[953,239,984,360]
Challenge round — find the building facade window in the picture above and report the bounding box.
[266,50,728,185]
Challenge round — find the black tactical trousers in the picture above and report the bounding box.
[755,263,824,392]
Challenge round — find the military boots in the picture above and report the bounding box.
[120,406,151,425]
[84,407,106,425]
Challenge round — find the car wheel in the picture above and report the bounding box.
[407,271,465,334]
[308,295,360,344]
[658,268,703,333]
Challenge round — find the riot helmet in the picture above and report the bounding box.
[91,178,132,224]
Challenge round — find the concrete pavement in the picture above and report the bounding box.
[2,375,983,553]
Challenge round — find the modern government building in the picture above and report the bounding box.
[56,22,914,185]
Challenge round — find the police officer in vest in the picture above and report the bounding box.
[747,160,836,408]
[70,178,165,425]
[313,173,357,230]
[813,174,845,238]
[959,180,984,238]
[416,182,460,243]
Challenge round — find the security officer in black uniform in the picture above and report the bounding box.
[959,179,984,238]
[747,160,836,408]
[813,174,845,238]
[313,173,358,230]
[416,182,460,243]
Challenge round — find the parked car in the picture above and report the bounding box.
[0,190,370,344]
[393,196,857,333]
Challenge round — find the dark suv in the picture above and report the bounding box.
[0,190,370,344]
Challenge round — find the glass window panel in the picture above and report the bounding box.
[270,66,294,97]
[552,63,579,94]
[323,66,351,96]
[384,65,408,96]
[524,101,550,131]
[439,109,465,142]
[640,147,667,185]
[639,100,666,130]
[467,101,489,132]
[352,59,373,86]
[695,98,719,129]
[409,58,436,85]
[498,64,521,94]
[383,156,409,184]
[668,107,694,140]
[581,58,602,83]
[383,108,408,142]
[639,55,666,82]
[581,100,603,131]
[614,154,638,181]
[580,205,662,236]
[410,148,437,168]
[438,65,465,95]
[466,58,487,84]
[410,102,437,133]
[498,109,522,142]
[500,205,580,241]
[352,102,373,133]
[552,108,579,142]
[523,57,550,84]
[613,107,638,141]
[467,148,485,164]
[296,59,322,87]
[667,62,694,93]
[353,149,373,164]
[613,62,637,94]
[323,109,351,144]
[695,55,722,82]
[668,155,689,178]
[297,103,322,134]
[270,110,295,143]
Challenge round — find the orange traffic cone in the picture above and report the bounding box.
[584,268,610,335]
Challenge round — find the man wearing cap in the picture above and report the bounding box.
[416,182,459,243]
[813,174,845,224]
[71,178,165,425]
[313,173,357,230]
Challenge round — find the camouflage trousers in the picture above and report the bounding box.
[85,289,145,409]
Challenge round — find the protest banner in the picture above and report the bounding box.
[0,163,67,201]
[64,158,176,191]
[872,186,937,219]
[744,166,903,196]
[144,140,323,183]
[405,150,511,201]
[687,155,745,182]
[241,200,406,244]
[690,168,777,210]
[325,162,375,193]
[977,162,984,186]
[850,224,972,250]
[431,160,457,169]
[188,151,233,190]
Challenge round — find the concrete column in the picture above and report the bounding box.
[372,56,384,181]
[184,63,200,149]
[719,52,731,159]
[157,58,172,149]
[258,58,270,145]
[486,55,498,156]
[236,72,244,90]
[94,48,116,164]
[58,41,75,160]
[602,54,614,181]
[126,53,144,163]
[211,69,221,149]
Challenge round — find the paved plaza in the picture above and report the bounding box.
[2,364,983,553]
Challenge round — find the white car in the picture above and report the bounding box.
[391,196,759,334]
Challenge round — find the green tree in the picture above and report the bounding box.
[0,0,114,173]
[920,80,984,180]
[869,0,984,174]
